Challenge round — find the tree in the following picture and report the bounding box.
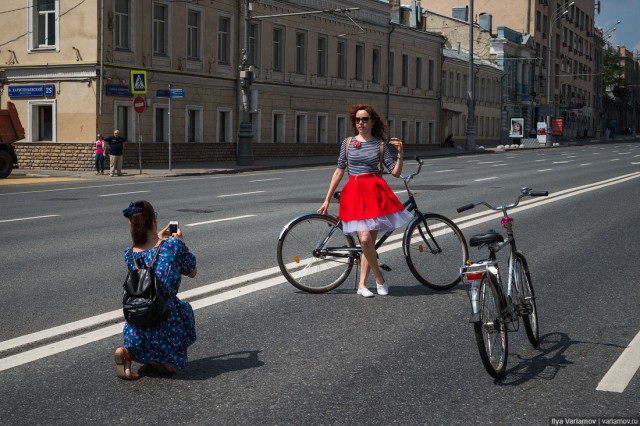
[603,46,625,91]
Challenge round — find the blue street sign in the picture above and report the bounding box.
[8,84,56,98]
[156,90,170,98]
[106,84,132,96]
[170,89,185,98]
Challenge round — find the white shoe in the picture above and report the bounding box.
[376,282,389,296]
[357,287,374,298]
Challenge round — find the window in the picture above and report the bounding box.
[114,0,130,50]
[388,119,395,136]
[456,73,461,98]
[402,54,409,87]
[317,36,328,77]
[337,41,346,79]
[415,121,423,144]
[449,72,454,98]
[317,114,328,143]
[295,113,307,143]
[416,57,422,89]
[153,3,167,55]
[428,59,435,90]
[428,121,435,144]
[29,101,55,141]
[115,103,133,141]
[248,23,259,66]
[442,71,447,96]
[355,44,364,81]
[273,27,284,72]
[154,106,168,142]
[372,47,381,84]
[30,0,58,50]
[185,107,203,142]
[187,10,201,60]
[217,108,232,143]
[336,115,347,143]
[388,51,395,87]
[295,32,307,74]
[401,120,409,143]
[217,16,231,64]
[272,111,285,143]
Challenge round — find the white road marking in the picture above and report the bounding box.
[610,159,620,162]
[534,159,547,162]
[477,161,502,164]
[538,168,553,172]
[434,169,455,173]
[186,215,256,226]
[492,163,507,167]
[2,172,640,374]
[632,162,640,165]
[597,330,640,393]
[217,190,266,198]
[249,178,282,182]
[98,190,150,197]
[474,177,498,182]
[580,163,592,166]
[0,214,60,224]
[553,161,573,164]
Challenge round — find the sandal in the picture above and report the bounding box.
[114,347,140,380]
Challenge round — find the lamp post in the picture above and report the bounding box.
[546,1,573,145]
[237,0,254,165]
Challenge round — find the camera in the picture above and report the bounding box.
[169,221,179,235]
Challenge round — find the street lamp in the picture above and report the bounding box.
[546,1,574,145]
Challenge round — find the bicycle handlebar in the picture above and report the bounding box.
[456,187,549,213]
[399,156,423,181]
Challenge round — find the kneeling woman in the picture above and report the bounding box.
[115,200,197,379]
[318,104,412,297]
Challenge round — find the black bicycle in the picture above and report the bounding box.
[277,157,468,293]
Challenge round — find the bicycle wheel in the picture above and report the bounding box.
[474,273,508,379]
[403,213,468,290]
[277,214,356,293]
[515,253,540,347]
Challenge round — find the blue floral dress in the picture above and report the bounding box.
[123,237,197,369]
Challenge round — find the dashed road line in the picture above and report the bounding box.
[217,191,266,198]
[597,330,640,393]
[186,215,256,226]
[98,190,150,197]
[0,214,60,224]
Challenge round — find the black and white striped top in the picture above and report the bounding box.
[337,137,398,175]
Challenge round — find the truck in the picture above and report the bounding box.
[0,102,25,178]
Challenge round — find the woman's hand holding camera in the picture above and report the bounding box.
[158,223,184,241]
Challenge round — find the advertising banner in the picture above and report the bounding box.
[509,117,524,138]
[537,122,548,145]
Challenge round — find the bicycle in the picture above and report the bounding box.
[456,187,548,378]
[277,157,468,293]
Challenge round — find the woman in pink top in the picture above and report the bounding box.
[95,134,105,175]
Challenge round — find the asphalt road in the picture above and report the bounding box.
[0,142,638,425]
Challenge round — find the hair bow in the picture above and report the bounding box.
[123,201,144,219]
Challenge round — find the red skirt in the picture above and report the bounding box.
[339,174,406,222]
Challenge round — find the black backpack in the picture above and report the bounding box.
[122,241,169,327]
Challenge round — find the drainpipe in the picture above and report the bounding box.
[99,0,104,116]
[386,23,396,123]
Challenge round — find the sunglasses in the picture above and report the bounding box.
[355,117,371,123]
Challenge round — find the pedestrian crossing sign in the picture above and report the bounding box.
[130,70,147,94]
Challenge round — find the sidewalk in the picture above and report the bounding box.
[10,145,488,180]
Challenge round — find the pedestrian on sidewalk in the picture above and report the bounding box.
[105,129,126,176]
[115,200,198,380]
[317,104,412,298]
[95,134,105,175]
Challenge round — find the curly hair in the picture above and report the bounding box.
[349,104,388,141]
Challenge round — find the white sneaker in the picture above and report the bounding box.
[357,287,374,298]
[376,282,389,296]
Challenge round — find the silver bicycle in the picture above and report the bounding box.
[457,187,548,379]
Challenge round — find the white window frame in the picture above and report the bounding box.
[185,106,203,143]
[28,100,56,142]
[295,31,307,74]
[187,7,203,60]
[153,2,168,56]
[28,0,60,51]
[217,107,233,143]
[273,27,285,72]
[114,0,132,50]
[316,113,328,144]
[272,110,286,143]
[113,100,135,142]
[317,35,328,77]
[295,112,308,143]
[248,22,260,67]
[217,15,232,65]
[153,104,169,143]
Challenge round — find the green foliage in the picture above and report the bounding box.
[603,47,625,90]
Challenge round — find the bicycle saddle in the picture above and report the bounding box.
[469,229,504,247]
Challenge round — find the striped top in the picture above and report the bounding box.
[337,137,398,175]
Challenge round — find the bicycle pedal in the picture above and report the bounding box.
[516,303,533,315]
[380,264,392,272]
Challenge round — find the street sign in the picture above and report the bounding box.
[170,89,185,99]
[130,70,147,94]
[133,96,146,114]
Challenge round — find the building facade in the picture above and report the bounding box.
[0,0,447,171]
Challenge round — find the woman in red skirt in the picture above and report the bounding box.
[318,104,412,297]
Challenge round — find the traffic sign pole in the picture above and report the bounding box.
[133,96,146,175]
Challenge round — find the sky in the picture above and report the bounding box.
[595,0,640,52]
